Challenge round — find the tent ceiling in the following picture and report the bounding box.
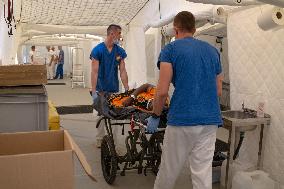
[20,0,149,26]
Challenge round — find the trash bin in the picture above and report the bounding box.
[0,85,48,132]
[48,101,60,130]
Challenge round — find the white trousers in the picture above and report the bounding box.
[154,125,217,189]
[46,63,55,79]
[93,110,118,144]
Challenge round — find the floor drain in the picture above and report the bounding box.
[46,83,66,85]
[56,105,93,115]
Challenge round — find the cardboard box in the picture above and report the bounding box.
[0,64,47,86]
[0,130,96,189]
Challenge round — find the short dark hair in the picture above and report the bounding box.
[174,11,195,33]
[31,46,35,49]
[107,24,122,35]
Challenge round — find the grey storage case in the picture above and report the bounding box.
[0,85,48,132]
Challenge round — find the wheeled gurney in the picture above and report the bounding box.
[93,93,227,184]
[93,92,168,184]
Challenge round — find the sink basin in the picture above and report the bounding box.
[222,110,258,132]
[222,110,256,119]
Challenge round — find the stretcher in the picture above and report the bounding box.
[93,93,168,184]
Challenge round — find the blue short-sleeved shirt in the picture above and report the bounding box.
[90,42,127,93]
[158,37,222,126]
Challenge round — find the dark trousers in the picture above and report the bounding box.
[55,64,64,79]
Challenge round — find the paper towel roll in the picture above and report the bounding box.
[257,7,284,31]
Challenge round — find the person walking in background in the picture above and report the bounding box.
[50,46,57,78]
[90,24,129,147]
[147,11,223,189]
[29,46,43,64]
[54,46,64,79]
[45,46,54,80]
[29,46,36,64]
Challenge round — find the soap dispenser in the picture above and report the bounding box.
[257,92,265,118]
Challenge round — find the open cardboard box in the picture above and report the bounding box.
[0,130,96,189]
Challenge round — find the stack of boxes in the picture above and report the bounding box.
[0,64,95,188]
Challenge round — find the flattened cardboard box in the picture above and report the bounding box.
[0,130,96,189]
[0,64,47,86]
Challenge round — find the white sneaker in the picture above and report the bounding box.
[96,138,102,148]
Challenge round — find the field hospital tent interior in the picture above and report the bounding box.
[0,0,284,188]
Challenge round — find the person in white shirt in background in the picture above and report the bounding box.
[51,46,58,79]
[29,46,43,64]
[45,46,55,80]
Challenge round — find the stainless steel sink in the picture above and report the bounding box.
[222,110,258,132]
[222,110,256,119]
[222,109,270,132]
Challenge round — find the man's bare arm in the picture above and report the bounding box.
[132,83,153,96]
[119,60,129,91]
[216,74,223,97]
[153,62,173,116]
[91,59,99,93]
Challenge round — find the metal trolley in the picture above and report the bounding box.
[94,101,228,185]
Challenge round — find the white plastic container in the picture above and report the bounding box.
[232,170,275,189]
[220,159,257,188]
[257,92,265,117]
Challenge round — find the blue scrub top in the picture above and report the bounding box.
[90,42,127,93]
[158,37,222,126]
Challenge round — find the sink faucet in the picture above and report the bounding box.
[242,101,250,113]
[242,101,257,116]
[242,101,245,111]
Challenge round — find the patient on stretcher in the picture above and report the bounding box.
[107,83,169,112]
[92,83,168,121]
[92,83,168,127]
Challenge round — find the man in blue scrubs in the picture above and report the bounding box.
[147,11,223,189]
[54,46,64,79]
[90,24,129,147]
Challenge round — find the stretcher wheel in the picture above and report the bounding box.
[101,135,118,184]
[148,132,164,175]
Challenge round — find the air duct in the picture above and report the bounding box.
[195,23,227,37]
[144,13,176,31]
[161,20,210,37]
[158,4,229,36]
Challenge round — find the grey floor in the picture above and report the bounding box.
[46,78,227,189]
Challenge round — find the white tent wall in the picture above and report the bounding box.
[127,0,231,86]
[227,5,284,184]
[124,27,147,87]
[73,40,101,88]
[124,0,160,86]
[126,0,207,86]
[0,3,15,65]
[145,28,162,84]
[159,0,221,23]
